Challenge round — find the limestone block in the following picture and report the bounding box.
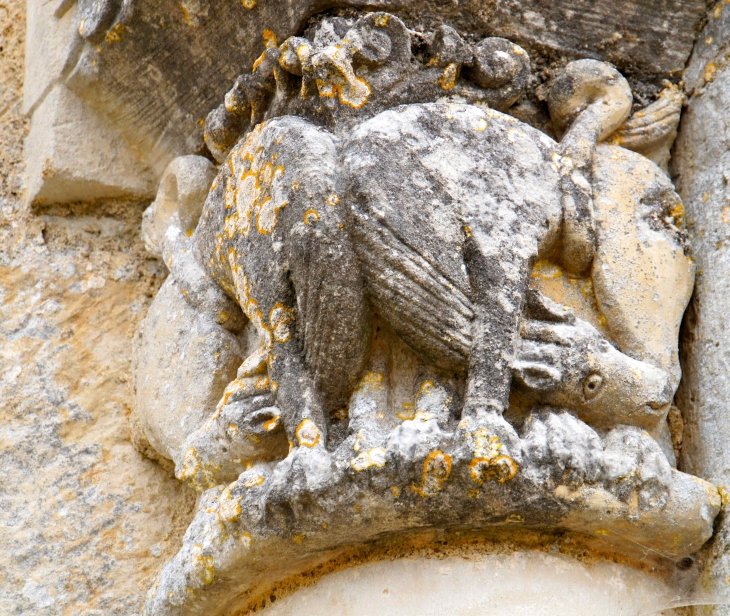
[259,553,686,616]
[60,0,705,177]
[25,83,157,205]
[23,0,81,114]
[672,3,730,612]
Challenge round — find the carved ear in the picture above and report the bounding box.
[525,289,575,324]
[513,360,562,391]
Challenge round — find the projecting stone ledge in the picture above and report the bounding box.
[144,418,720,616]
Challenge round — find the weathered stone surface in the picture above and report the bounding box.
[673,2,730,612]
[25,83,157,204]
[131,17,717,612]
[7,0,730,614]
[1,5,199,613]
[59,0,706,175]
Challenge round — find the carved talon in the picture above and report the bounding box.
[459,411,522,484]
[521,410,603,487]
[603,425,672,510]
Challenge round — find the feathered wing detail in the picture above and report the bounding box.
[609,84,684,172]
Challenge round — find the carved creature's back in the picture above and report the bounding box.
[341,102,564,370]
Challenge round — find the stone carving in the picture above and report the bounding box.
[130,12,719,616]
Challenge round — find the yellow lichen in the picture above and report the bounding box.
[440,63,458,90]
[296,418,321,448]
[411,451,452,497]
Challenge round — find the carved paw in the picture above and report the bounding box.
[602,425,672,510]
[386,412,445,463]
[521,410,603,487]
[267,440,336,504]
[176,396,288,490]
[459,411,522,484]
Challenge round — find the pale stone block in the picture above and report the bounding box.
[23,0,80,114]
[261,553,684,616]
[25,83,157,205]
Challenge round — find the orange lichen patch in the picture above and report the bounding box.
[505,514,524,523]
[475,118,489,132]
[391,486,401,498]
[440,63,458,90]
[303,209,320,225]
[356,370,385,394]
[227,423,239,438]
[326,193,340,207]
[532,259,563,279]
[264,416,280,432]
[263,29,278,48]
[296,418,322,448]
[269,303,295,342]
[241,533,253,548]
[332,407,349,421]
[252,51,266,72]
[219,485,243,522]
[470,455,518,484]
[669,201,685,226]
[105,22,124,43]
[396,402,416,421]
[351,447,387,471]
[715,4,723,18]
[242,0,256,8]
[374,13,389,26]
[243,475,266,488]
[315,47,372,108]
[292,534,306,544]
[411,451,452,497]
[190,545,215,585]
[704,62,718,83]
[467,428,518,484]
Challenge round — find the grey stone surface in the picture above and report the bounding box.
[57,0,708,176]
[673,2,730,612]
[25,83,157,204]
[131,16,719,613]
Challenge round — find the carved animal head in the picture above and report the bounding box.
[513,299,673,432]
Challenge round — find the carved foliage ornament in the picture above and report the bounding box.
[130,11,718,616]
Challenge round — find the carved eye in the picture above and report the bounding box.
[583,373,604,400]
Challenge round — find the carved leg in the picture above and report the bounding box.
[459,226,527,479]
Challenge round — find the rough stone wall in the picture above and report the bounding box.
[0,2,196,613]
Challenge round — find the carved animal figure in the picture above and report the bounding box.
[135,14,691,487]
[139,90,685,492]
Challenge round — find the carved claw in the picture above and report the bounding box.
[521,410,603,487]
[311,45,371,109]
[176,398,287,491]
[459,411,522,484]
[602,425,672,510]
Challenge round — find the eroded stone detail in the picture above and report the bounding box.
[129,12,719,616]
